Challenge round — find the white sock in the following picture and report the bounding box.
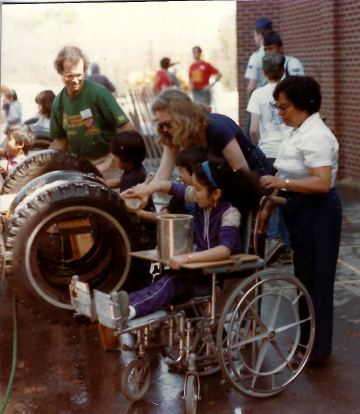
[128,306,136,320]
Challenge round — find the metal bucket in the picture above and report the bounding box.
[157,214,193,261]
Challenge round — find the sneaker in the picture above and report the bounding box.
[265,238,286,265]
[278,251,293,265]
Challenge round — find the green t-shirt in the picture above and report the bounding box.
[50,79,129,158]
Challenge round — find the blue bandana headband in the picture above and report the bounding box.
[202,161,218,188]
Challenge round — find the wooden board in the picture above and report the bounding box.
[57,219,94,259]
[130,249,259,269]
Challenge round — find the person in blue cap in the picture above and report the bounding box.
[245,18,273,100]
[263,31,305,78]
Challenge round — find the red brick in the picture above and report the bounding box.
[237,0,360,181]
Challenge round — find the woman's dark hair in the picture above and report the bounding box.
[110,131,146,167]
[176,146,208,175]
[193,155,262,215]
[35,90,56,118]
[273,76,322,115]
[7,124,35,155]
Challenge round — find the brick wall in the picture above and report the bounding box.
[237,0,360,181]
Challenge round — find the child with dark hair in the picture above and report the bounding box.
[137,146,208,223]
[108,130,156,245]
[0,124,35,179]
[99,131,157,350]
[108,131,152,193]
[119,155,262,321]
[167,146,208,215]
[34,90,56,129]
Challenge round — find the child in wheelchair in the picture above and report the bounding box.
[137,146,208,221]
[119,155,262,324]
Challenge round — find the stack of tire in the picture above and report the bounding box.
[1,150,151,325]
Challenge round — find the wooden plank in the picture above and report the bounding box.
[130,249,259,269]
[97,323,121,352]
[57,219,94,260]
[57,218,92,230]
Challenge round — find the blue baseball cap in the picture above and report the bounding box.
[255,18,273,31]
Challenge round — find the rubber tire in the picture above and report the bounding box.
[1,150,102,195]
[6,170,103,221]
[0,235,5,286]
[185,375,198,414]
[121,358,151,402]
[4,181,149,326]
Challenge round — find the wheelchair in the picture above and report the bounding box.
[69,197,315,413]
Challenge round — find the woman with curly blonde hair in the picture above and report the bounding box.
[124,89,269,205]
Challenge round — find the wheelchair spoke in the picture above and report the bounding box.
[251,339,270,387]
[275,316,312,334]
[292,292,303,306]
[268,288,283,330]
[241,298,268,331]
[271,339,295,371]
[229,331,268,348]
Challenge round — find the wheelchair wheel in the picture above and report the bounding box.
[121,357,151,402]
[216,269,315,398]
[185,375,198,414]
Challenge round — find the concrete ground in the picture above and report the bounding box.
[1,181,360,414]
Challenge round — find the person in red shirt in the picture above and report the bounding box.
[189,46,222,106]
[154,57,181,95]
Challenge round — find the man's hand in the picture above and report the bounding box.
[168,254,189,270]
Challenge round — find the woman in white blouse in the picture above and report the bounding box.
[260,76,342,365]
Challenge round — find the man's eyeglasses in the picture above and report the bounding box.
[157,121,173,129]
[63,73,83,81]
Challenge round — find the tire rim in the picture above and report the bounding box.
[25,206,131,309]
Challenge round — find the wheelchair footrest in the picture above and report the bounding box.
[127,310,168,327]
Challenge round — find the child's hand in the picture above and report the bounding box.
[168,254,190,270]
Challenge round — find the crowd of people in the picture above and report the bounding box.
[0,17,342,366]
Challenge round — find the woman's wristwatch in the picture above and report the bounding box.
[281,178,290,191]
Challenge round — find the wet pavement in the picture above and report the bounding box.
[1,182,360,414]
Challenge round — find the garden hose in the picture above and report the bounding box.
[0,295,18,414]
